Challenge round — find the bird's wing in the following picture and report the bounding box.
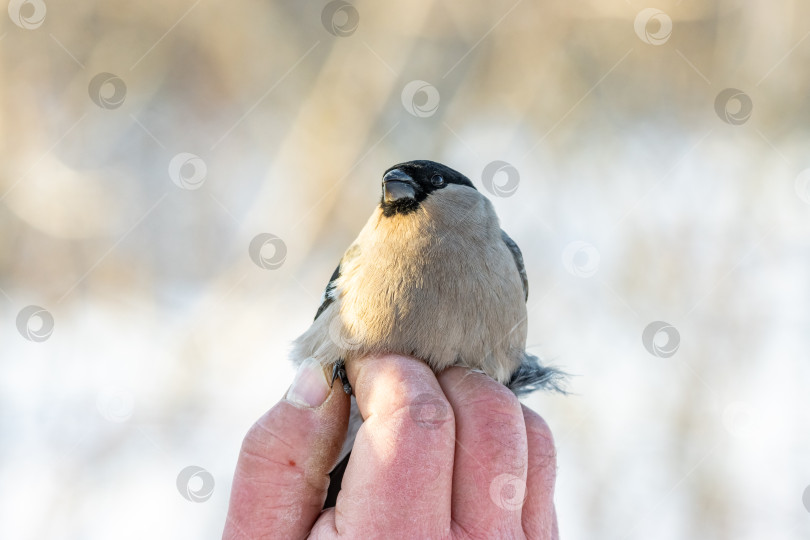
[501,230,528,301]
[314,244,360,320]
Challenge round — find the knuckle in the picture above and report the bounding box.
[243,413,292,453]
[523,408,557,473]
[463,383,523,426]
[357,354,452,420]
[528,438,557,475]
[372,353,436,389]
[453,370,523,414]
[237,413,304,485]
[446,372,529,463]
[402,390,455,432]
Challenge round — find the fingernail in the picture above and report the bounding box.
[286,357,330,408]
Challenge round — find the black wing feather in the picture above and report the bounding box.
[314,264,340,320]
[314,244,360,320]
[501,230,528,301]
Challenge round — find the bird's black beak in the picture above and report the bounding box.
[382,169,417,203]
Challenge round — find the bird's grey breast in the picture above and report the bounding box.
[336,188,527,376]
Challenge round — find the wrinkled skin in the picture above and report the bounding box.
[223,354,559,539]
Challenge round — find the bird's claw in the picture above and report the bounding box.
[330,360,352,395]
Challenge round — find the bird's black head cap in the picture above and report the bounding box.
[380,160,476,217]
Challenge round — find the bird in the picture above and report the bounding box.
[289,159,564,506]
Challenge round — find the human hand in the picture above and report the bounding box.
[222,354,559,539]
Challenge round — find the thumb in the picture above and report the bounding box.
[223,358,350,540]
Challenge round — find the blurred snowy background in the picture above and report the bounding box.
[1,1,809,538]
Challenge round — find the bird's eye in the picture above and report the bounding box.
[431,174,445,187]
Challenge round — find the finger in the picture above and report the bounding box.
[437,367,528,537]
[520,405,559,539]
[312,354,455,537]
[223,358,350,540]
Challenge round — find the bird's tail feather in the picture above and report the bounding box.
[507,353,567,395]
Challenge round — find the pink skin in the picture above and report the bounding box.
[223,354,559,539]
